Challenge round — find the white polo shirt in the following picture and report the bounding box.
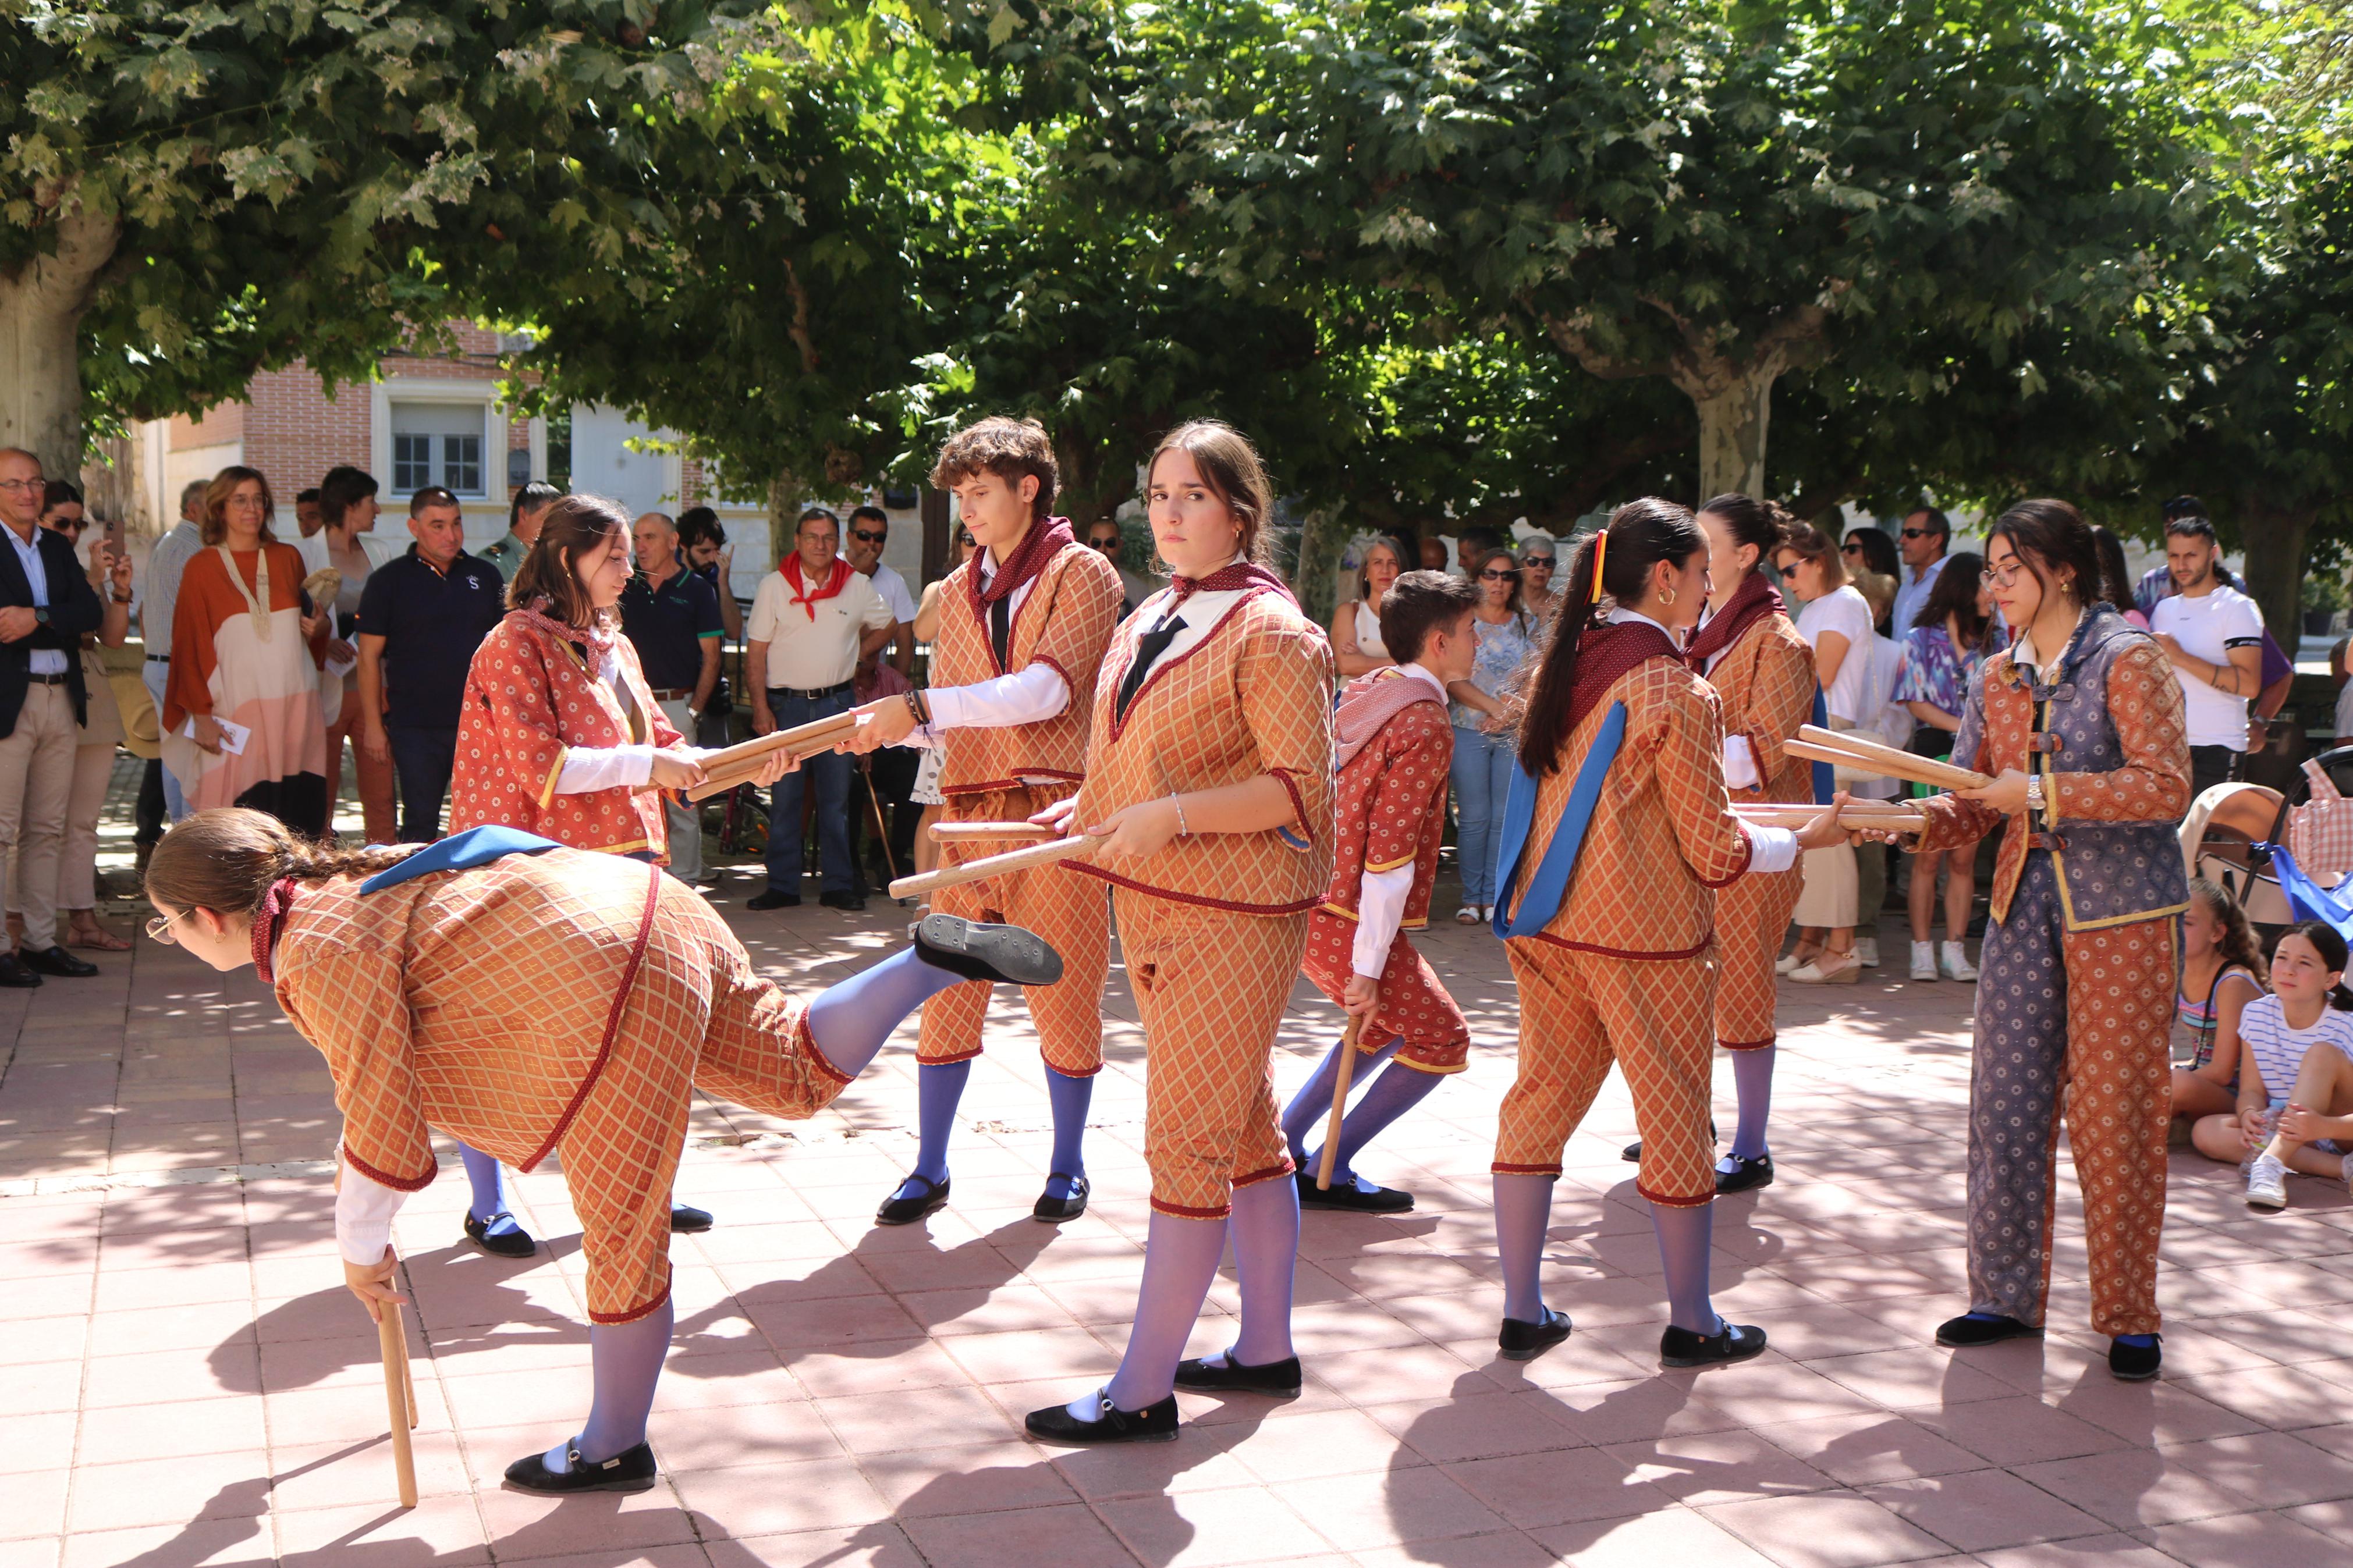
[2152,584,2265,751]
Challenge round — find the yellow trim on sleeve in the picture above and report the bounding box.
[1318,901,1359,922]
[539,752,568,809]
[1364,851,1419,874]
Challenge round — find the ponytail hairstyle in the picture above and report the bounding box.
[2276,919,2353,1011]
[2188,876,2263,980]
[1516,497,1706,777]
[145,808,423,919]
[1697,492,1799,577]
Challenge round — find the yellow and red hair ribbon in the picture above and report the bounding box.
[1587,529,1609,603]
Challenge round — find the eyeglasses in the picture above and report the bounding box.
[1841,542,1864,554]
[1900,528,1936,540]
[957,532,976,548]
[1980,562,2026,588]
[1479,568,1520,581]
[1521,556,1555,570]
[0,477,44,494]
[144,908,190,945]
[1088,536,1120,553]
[850,528,886,544]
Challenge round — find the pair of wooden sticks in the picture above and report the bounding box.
[682,712,862,803]
[1783,724,1993,793]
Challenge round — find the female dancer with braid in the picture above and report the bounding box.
[145,808,1063,1492]
[1023,421,1335,1444]
[1489,500,1846,1367]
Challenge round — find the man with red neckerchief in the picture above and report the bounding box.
[838,417,1124,1226]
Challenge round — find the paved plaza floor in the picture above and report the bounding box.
[3,845,2351,1567]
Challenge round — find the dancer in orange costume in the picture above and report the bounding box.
[1861,500,2187,1382]
[1284,570,1482,1212]
[144,808,1064,1495]
[1022,421,1335,1446]
[839,417,1123,1226]
[1489,499,1846,1369]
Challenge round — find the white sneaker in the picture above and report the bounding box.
[1855,937,1880,969]
[1940,941,1979,982]
[2246,1152,2289,1210]
[1910,941,1939,981]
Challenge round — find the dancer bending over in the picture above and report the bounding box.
[145,808,1062,1493]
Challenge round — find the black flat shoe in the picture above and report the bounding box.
[503,1440,658,1494]
[1174,1353,1303,1396]
[1032,1174,1089,1223]
[913,914,1063,987]
[1024,1391,1179,1445]
[463,1212,537,1258]
[0,954,40,989]
[1934,1312,2042,1349]
[876,1172,950,1226]
[746,888,801,911]
[2109,1335,2162,1382]
[1714,1154,1774,1194]
[1497,1308,1573,1362]
[668,1204,714,1233]
[1660,1321,1767,1368]
[20,945,95,978]
[1296,1168,1415,1212]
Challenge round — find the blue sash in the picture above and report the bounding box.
[1490,703,1626,938]
[358,826,565,894]
[1809,688,1834,804]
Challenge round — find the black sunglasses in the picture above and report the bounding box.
[957,531,976,548]
[1479,568,1520,581]
[850,528,886,543]
[1087,536,1120,552]
[1899,527,1936,540]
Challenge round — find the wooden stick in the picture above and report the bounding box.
[1785,738,1992,795]
[379,1303,417,1507]
[1733,803,1927,830]
[684,714,863,802]
[1315,1015,1368,1191]
[929,820,1057,844]
[1795,725,1993,790]
[888,830,1106,901]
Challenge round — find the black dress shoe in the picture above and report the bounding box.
[668,1203,714,1233]
[1024,1391,1179,1445]
[912,914,1063,987]
[819,890,867,912]
[1714,1154,1774,1194]
[503,1440,659,1494]
[1032,1174,1089,1223]
[21,945,95,978]
[1660,1320,1768,1368]
[1933,1312,2042,1349]
[1296,1168,1414,1213]
[0,954,40,989]
[2109,1335,2162,1382]
[876,1172,950,1226]
[746,888,801,911]
[463,1212,537,1258]
[1498,1307,1573,1362]
[1174,1352,1302,1396]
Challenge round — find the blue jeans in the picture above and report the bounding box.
[763,688,854,894]
[1451,724,1514,906]
[384,726,457,844]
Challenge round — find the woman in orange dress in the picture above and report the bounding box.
[161,467,330,834]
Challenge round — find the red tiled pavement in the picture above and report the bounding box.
[5,838,2350,1567]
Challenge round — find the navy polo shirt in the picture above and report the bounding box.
[619,564,723,694]
[355,546,507,730]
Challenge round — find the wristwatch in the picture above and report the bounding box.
[2025,771,2046,817]
[33,608,49,628]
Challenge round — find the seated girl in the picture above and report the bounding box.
[2172,877,2266,1128]
[2190,920,2353,1208]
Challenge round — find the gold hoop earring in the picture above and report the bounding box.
[1662,588,1676,607]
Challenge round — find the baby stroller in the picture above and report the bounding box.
[2181,746,2353,949]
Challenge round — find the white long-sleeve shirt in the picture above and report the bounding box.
[336,1146,408,1265]
[906,550,1076,745]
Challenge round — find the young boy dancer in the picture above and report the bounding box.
[1284,570,1480,1211]
[840,417,1124,1224]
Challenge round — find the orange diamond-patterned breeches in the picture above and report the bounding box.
[559,880,851,1324]
[1116,888,1307,1218]
[1967,855,2173,1337]
[1714,865,1802,1051]
[1493,939,1718,1207]
[917,786,1110,1075]
[1300,909,1469,1073]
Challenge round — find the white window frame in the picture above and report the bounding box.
[372,379,505,503]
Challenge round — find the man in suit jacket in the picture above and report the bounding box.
[0,449,106,986]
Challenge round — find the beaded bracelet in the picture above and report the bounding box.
[1170,792,1190,837]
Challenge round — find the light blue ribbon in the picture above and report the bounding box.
[1491,702,1626,938]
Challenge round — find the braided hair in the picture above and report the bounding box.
[145,809,424,918]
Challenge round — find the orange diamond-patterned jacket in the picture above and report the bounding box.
[1319,674,1453,929]
[933,541,1125,794]
[450,609,682,861]
[1706,611,1818,807]
[1511,655,1759,959]
[1070,587,1336,913]
[271,847,713,1191]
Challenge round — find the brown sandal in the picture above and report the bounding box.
[68,924,132,952]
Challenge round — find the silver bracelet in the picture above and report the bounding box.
[1170,792,1190,837]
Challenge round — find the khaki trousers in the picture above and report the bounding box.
[657,697,702,881]
[0,685,82,950]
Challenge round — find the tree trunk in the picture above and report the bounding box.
[1290,506,1345,628]
[0,211,121,474]
[2235,494,2316,652]
[1686,364,1776,502]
